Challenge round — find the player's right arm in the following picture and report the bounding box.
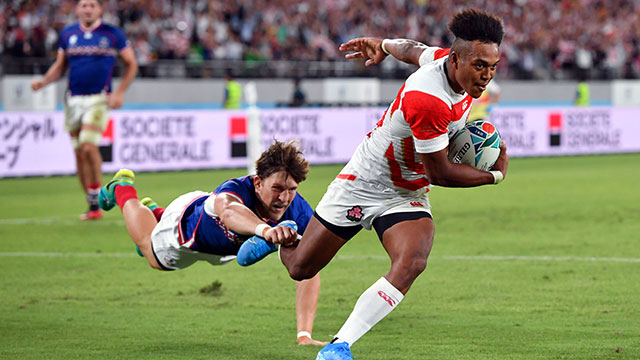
[418,143,508,187]
[31,49,67,91]
[339,37,430,67]
[213,193,297,245]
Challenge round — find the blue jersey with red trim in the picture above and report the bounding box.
[181,176,313,256]
[59,22,129,95]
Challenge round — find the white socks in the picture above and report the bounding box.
[333,276,404,345]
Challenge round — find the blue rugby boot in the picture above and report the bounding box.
[316,342,354,360]
[98,169,135,211]
[236,220,298,266]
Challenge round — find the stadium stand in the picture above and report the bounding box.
[1,0,639,80]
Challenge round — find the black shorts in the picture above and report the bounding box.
[313,211,432,241]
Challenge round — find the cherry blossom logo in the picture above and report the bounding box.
[378,291,396,307]
[346,206,364,222]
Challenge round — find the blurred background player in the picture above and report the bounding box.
[223,71,242,109]
[98,140,326,346]
[574,72,590,106]
[291,78,307,107]
[30,0,138,220]
[239,9,509,360]
[468,80,501,122]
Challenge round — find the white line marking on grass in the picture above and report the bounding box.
[0,216,123,226]
[334,254,640,263]
[0,252,137,258]
[437,255,640,263]
[1,252,639,263]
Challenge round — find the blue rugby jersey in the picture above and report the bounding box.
[178,176,313,256]
[59,21,129,95]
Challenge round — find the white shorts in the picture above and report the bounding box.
[315,175,432,231]
[64,93,109,146]
[151,191,236,270]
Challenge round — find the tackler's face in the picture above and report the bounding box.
[254,170,299,220]
[76,0,103,27]
[454,41,500,99]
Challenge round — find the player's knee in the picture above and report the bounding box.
[78,142,96,155]
[287,264,318,281]
[396,255,428,280]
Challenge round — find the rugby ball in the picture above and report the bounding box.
[448,120,501,170]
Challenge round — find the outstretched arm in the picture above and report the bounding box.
[31,49,67,91]
[339,37,428,67]
[213,193,298,245]
[295,273,327,346]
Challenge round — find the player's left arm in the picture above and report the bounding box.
[339,37,429,67]
[418,142,508,187]
[295,273,326,346]
[108,46,138,109]
[406,92,508,187]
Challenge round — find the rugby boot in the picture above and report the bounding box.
[98,169,135,211]
[316,342,354,360]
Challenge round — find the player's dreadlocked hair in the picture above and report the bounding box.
[255,140,309,184]
[449,9,504,45]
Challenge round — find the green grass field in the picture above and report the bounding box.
[1,154,639,359]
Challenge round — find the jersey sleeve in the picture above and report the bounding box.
[401,90,452,153]
[418,47,451,66]
[58,27,70,51]
[288,194,314,235]
[214,178,252,205]
[113,26,130,50]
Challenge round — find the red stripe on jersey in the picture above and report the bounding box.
[385,142,429,191]
[401,137,425,175]
[376,83,405,129]
[336,174,357,181]
[453,95,473,122]
[401,91,452,140]
[434,48,450,60]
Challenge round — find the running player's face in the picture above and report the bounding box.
[455,41,500,99]
[76,0,102,27]
[254,171,299,220]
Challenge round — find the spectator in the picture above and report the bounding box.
[3,0,640,80]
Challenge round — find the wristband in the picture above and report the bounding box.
[490,170,504,184]
[381,39,391,55]
[254,223,270,238]
[297,331,312,339]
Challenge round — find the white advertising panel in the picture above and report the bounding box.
[489,107,640,157]
[2,76,57,111]
[1,107,639,178]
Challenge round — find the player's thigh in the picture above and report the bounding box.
[78,95,109,145]
[379,215,434,264]
[293,215,349,270]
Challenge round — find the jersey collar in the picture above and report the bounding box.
[79,19,102,33]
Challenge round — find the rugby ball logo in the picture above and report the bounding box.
[448,120,501,170]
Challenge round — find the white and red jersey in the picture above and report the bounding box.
[339,47,472,194]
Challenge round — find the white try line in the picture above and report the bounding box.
[0,216,123,226]
[1,252,639,263]
[334,254,640,263]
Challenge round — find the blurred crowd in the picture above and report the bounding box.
[2,0,640,80]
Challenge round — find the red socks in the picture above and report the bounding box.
[115,185,138,210]
[151,208,165,221]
